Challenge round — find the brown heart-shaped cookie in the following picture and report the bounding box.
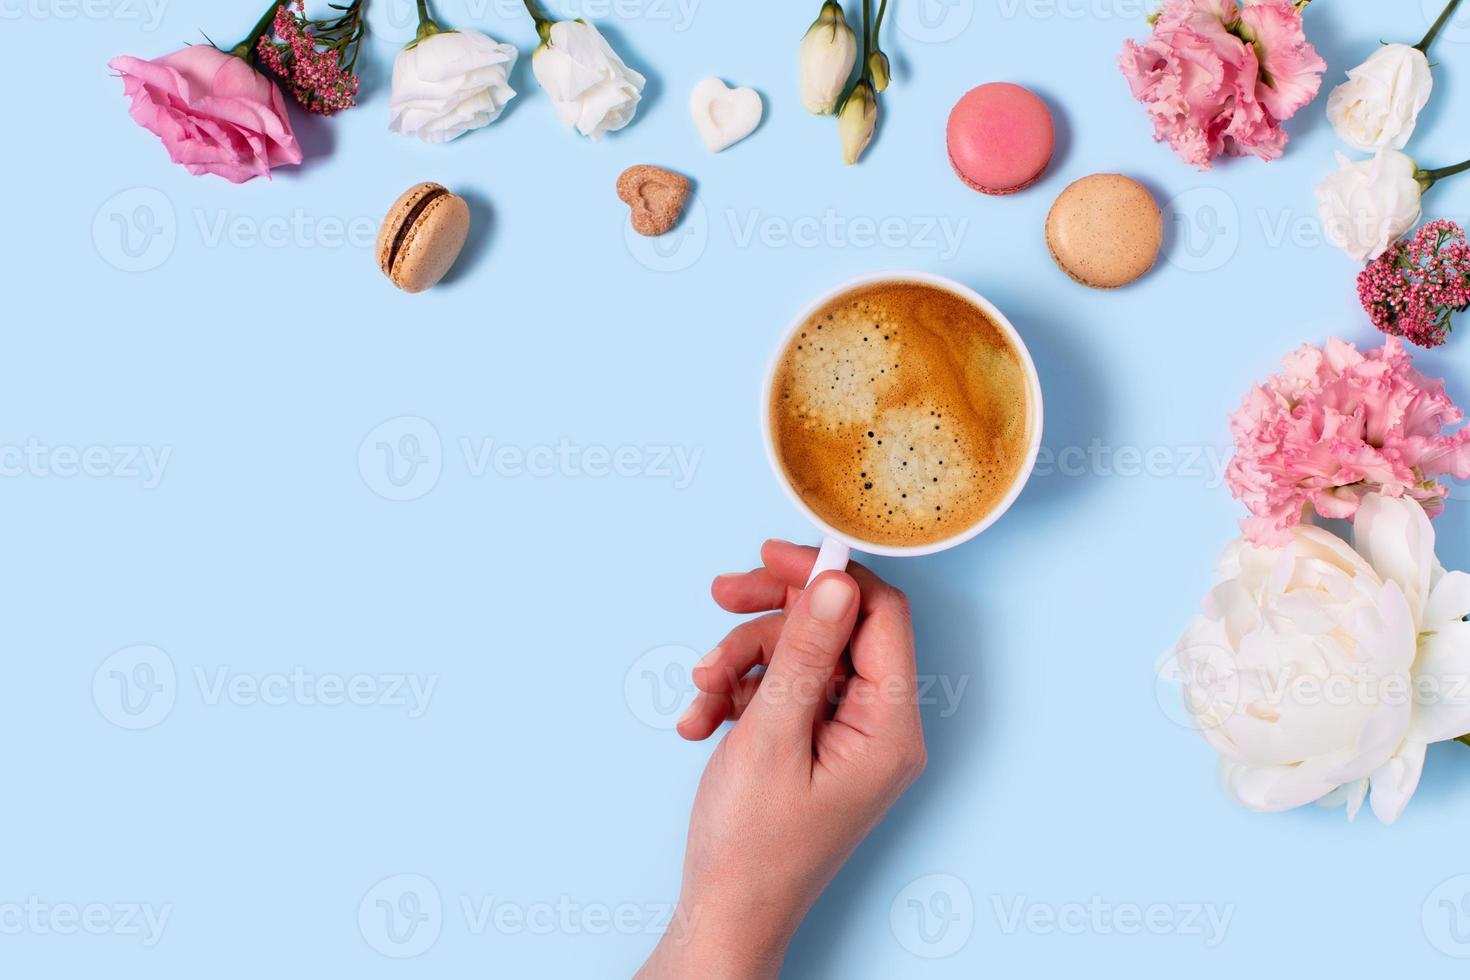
[616,165,691,237]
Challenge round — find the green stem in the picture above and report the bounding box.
[859,0,872,77]
[523,0,553,42]
[873,0,888,48]
[1457,734,1470,749]
[413,0,447,43]
[228,1,282,62]
[1417,0,1463,53]
[1418,157,1470,192]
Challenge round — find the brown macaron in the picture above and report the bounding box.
[1045,173,1162,289]
[376,182,471,293]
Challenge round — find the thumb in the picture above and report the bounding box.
[746,571,859,744]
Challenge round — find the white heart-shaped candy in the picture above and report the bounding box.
[690,77,762,153]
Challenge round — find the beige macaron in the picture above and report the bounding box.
[376,182,471,293]
[1045,174,1162,289]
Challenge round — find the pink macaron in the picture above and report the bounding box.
[946,83,1055,195]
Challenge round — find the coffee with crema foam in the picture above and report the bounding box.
[769,280,1033,547]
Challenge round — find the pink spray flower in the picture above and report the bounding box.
[1119,0,1323,169]
[1226,337,1470,545]
[257,0,364,116]
[1359,220,1470,349]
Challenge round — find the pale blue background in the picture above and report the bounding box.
[4,0,1470,975]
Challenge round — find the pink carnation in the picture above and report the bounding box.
[1226,337,1470,545]
[1119,0,1323,169]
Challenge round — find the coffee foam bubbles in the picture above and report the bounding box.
[782,301,902,428]
[861,404,977,523]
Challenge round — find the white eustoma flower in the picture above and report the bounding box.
[1327,44,1433,153]
[531,20,645,140]
[1171,494,1470,825]
[799,0,857,115]
[1314,150,1424,262]
[838,80,876,165]
[389,29,519,144]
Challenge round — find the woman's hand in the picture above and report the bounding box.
[638,540,926,980]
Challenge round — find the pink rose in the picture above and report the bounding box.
[110,45,302,184]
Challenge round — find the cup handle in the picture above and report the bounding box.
[805,536,852,586]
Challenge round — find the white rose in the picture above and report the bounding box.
[1326,44,1433,153]
[799,0,857,115]
[389,29,518,144]
[531,20,645,141]
[1171,494,1470,824]
[1314,150,1424,262]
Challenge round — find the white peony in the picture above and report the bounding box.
[1326,44,1433,153]
[531,20,645,141]
[799,0,857,115]
[389,29,519,144]
[1314,150,1424,263]
[1171,494,1470,824]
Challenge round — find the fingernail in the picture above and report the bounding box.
[677,698,700,727]
[807,577,854,623]
[695,646,721,671]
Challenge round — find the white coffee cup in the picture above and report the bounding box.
[760,271,1045,583]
